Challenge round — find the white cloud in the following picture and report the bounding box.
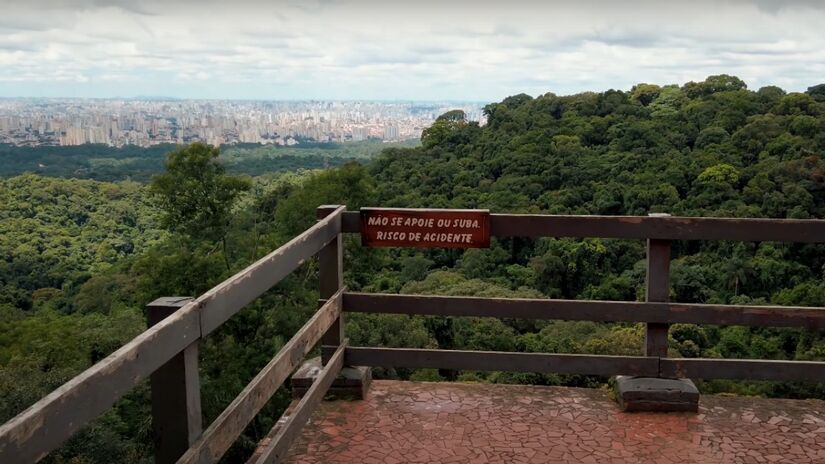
[0,0,823,100]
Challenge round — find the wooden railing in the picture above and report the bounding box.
[0,206,348,464]
[2,205,825,463]
[333,209,825,382]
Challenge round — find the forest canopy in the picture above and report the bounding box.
[0,139,414,182]
[2,75,825,463]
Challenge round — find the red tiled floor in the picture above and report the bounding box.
[285,380,825,464]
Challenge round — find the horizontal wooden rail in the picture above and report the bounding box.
[343,293,825,329]
[198,206,344,335]
[340,211,825,242]
[253,342,346,464]
[343,347,659,377]
[660,358,825,382]
[0,208,345,464]
[0,304,200,464]
[177,288,344,464]
[342,347,825,382]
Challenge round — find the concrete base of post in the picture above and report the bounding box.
[615,376,699,412]
[291,357,371,400]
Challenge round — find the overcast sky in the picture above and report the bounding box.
[1,0,824,101]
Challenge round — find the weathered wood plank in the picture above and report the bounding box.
[660,358,825,382]
[491,215,825,242]
[148,298,203,464]
[0,303,200,464]
[645,238,671,358]
[342,293,825,328]
[0,209,345,464]
[666,303,825,329]
[317,206,344,365]
[341,210,361,233]
[199,206,344,336]
[339,211,825,242]
[253,343,345,464]
[344,347,659,377]
[176,289,344,464]
[244,401,300,464]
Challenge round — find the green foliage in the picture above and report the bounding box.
[808,83,825,102]
[695,126,731,148]
[74,274,138,315]
[4,75,825,462]
[0,306,146,437]
[0,174,165,310]
[420,109,481,150]
[697,163,739,185]
[347,314,436,349]
[683,74,747,98]
[363,75,825,396]
[399,255,435,282]
[630,83,661,106]
[409,369,444,382]
[273,162,375,237]
[0,161,361,462]
[0,140,409,182]
[150,143,251,241]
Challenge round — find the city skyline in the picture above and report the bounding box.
[0,96,491,103]
[2,1,824,101]
[0,98,487,147]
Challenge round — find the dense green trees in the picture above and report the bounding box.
[2,75,825,462]
[362,74,825,392]
[0,174,165,311]
[151,143,251,241]
[150,143,251,271]
[0,140,410,182]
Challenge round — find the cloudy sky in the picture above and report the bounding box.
[1,0,824,101]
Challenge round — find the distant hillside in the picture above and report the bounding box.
[372,76,825,218]
[365,75,825,307]
[0,139,417,182]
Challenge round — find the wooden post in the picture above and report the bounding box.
[317,205,344,365]
[147,297,202,464]
[617,222,697,412]
[645,236,671,358]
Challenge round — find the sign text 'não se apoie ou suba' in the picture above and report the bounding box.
[360,208,491,248]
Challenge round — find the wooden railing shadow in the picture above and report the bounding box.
[2,205,825,463]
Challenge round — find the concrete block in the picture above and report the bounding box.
[291,357,371,400]
[615,376,699,412]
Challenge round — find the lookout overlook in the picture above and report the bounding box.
[2,206,825,464]
[2,0,825,458]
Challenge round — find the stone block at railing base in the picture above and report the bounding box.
[615,376,699,412]
[291,356,371,400]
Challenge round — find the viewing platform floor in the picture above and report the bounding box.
[281,380,825,464]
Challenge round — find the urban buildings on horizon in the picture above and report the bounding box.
[0,99,487,148]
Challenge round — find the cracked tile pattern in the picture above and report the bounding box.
[285,380,825,463]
